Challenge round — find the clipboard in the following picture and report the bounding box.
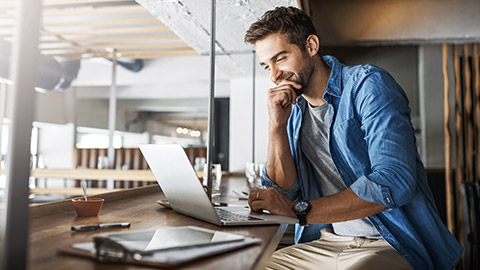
[57,226,261,267]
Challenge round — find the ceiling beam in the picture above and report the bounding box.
[0,17,161,28]
[39,35,181,44]
[40,42,190,51]
[0,0,134,9]
[43,0,134,7]
[51,48,199,60]
[42,17,160,27]
[41,26,171,36]
[0,5,146,19]
[0,26,172,37]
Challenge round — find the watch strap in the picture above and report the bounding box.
[296,212,307,226]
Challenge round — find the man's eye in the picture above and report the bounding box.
[263,66,270,71]
[276,57,285,63]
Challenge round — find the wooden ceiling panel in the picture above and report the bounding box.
[0,0,199,59]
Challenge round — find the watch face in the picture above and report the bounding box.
[294,201,309,212]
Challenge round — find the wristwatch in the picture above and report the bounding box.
[292,201,311,226]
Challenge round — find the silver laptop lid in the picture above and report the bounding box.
[139,144,221,226]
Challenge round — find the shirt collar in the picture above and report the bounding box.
[322,55,342,98]
[295,55,342,107]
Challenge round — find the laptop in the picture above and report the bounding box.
[139,144,298,226]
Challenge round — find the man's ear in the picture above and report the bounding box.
[305,35,320,57]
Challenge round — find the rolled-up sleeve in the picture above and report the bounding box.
[261,165,300,200]
[349,69,417,208]
[350,175,396,208]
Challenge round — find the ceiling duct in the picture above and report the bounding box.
[0,40,63,92]
[0,40,143,92]
[55,60,81,91]
[35,55,63,92]
[56,58,144,91]
[110,58,144,73]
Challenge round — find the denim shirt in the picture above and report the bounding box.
[261,56,463,270]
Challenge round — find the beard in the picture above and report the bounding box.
[276,55,315,96]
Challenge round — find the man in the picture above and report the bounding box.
[244,6,462,270]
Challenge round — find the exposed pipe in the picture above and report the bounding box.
[107,57,117,176]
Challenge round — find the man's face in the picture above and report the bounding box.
[255,33,315,96]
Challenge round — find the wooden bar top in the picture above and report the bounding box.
[29,168,228,181]
[28,176,287,270]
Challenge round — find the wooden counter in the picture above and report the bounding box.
[29,168,227,181]
[28,176,287,270]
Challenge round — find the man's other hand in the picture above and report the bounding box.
[248,187,296,218]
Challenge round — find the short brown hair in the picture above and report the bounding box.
[244,6,317,51]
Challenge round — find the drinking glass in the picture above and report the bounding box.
[194,157,206,171]
[245,162,264,189]
[203,163,222,198]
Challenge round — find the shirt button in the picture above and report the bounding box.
[295,135,298,139]
[386,197,391,203]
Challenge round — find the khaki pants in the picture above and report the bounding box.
[266,229,412,270]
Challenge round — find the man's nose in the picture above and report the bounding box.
[270,66,282,84]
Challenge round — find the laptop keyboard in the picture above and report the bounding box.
[215,208,263,222]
